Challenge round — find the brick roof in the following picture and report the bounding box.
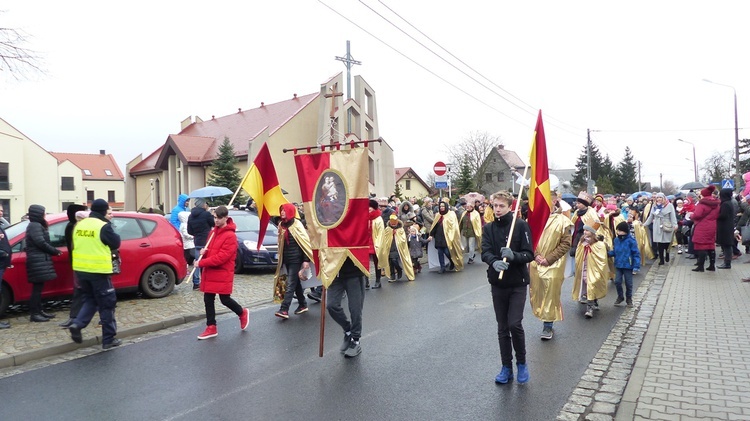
[129,146,164,174]
[496,146,526,168]
[50,152,124,180]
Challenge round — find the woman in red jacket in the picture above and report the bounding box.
[691,185,720,272]
[195,206,249,339]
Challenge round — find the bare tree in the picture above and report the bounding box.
[703,151,732,183]
[446,131,502,192]
[662,180,679,195]
[0,18,45,79]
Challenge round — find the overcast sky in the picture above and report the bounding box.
[1,1,747,190]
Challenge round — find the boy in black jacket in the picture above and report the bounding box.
[482,190,534,384]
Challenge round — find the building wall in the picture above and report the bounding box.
[84,179,125,207]
[482,149,521,195]
[58,160,84,210]
[397,175,430,201]
[0,119,59,222]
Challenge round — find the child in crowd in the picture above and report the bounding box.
[407,225,429,274]
[573,225,608,319]
[608,221,641,308]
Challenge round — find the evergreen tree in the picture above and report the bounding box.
[394,182,403,200]
[206,137,246,206]
[739,138,750,174]
[454,157,476,195]
[571,142,607,192]
[614,147,639,193]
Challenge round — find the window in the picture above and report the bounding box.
[48,221,67,248]
[486,173,493,182]
[108,191,115,202]
[0,198,9,223]
[87,191,95,202]
[61,202,75,212]
[405,180,411,190]
[104,169,113,176]
[497,172,505,182]
[0,163,9,190]
[61,177,75,191]
[83,169,92,176]
[111,217,145,241]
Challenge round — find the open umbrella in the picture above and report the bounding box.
[680,181,706,191]
[462,192,485,205]
[189,186,233,198]
[629,191,653,201]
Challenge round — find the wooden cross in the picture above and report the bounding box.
[324,84,343,144]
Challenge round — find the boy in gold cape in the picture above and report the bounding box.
[378,215,414,282]
[529,192,572,340]
[572,225,609,319]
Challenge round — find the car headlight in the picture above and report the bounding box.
[243,240,267,251]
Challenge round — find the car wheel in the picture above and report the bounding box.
[234,250,243,274]
[0,283,11,317]
[140,264,176,298]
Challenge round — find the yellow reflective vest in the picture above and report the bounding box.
[72,218,113,274]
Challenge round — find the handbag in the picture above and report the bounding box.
[661,222,675,233]
[741,225,750,245]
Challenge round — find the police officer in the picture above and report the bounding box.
[68,199,122,349]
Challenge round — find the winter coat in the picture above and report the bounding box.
[736,200,750,231]
[607,234,641,271]
[481,212,534,288]
[691,196,720,251]
[187,206,215,247]
[0,225,11,269]
[716,188,736,246]
[197,218,238,295]
[178,211,194,250]
[419,205,435,229]
[644,202,677,244]
[408,233,427,259]
[170,193,190,231]
[24,205,61,283]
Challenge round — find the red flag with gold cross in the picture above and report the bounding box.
[527,110,552,251]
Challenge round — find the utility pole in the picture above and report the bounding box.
[659,173,663,192]
[637,161,642,192]
[335,40,362,135]
[586,129,593,194]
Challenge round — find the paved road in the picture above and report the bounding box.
[0,261,643,420]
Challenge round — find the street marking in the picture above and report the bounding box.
[438,285,487,306]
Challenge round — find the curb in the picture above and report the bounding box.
[0,297,273,370]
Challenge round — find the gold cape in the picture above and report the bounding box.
[459,210,483,252]
[530,213,573,322]
[429,210,465,272]
[378,223,415,281]
[633,220,655,264]
[371,216,384,257]
[572,240,609,301]
[571,207,601,231]
[273,219,314,283]
[599,214,625,280]
[483,206,494,225]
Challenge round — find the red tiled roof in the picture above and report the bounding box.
[129,146,164,174]
[50,152,124,180]
[497,146,526,168]
[177,92,319,162]
[394,167,430,191]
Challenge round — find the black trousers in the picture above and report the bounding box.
[491,284,527,367]
[204,293,243,326]
[29,283,44,315]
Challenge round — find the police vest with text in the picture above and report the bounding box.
[72,218,113,274]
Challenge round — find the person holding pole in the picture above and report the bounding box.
[482,190,534,384]
[187,197,214,290]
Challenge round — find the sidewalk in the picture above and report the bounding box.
[0,271,275,370]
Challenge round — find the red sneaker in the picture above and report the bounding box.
[274,310,289,320]
[239,308,250,331]
[197,325,218,340]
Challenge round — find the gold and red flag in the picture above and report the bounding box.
[527,110,552,251]
[293,146,370,287]
[240,142,288,249]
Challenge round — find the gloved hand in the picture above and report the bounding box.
[500,247,515,261]
[492,260,509,272]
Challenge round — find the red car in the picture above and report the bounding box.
[0,212,187,316]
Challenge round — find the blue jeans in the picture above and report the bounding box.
[192,247,202,286]
[436,246,452,269]
[614,268,633,299]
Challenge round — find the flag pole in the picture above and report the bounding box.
[319,287,327,358]
[228,168,252,209]
[499,163,530,279]
[184,230,216,284]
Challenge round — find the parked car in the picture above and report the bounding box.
[0,212,187,316]
[229,209,279,273]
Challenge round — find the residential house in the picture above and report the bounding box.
[51,151,125,210]
[0,118,60,223]
[394,167,432,201]
[127,73,395,211]
[480,145,528,196]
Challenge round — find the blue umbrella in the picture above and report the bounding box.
[629,191,652,200]
[189,186,233,198]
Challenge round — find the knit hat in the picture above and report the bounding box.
[193,197,206,208]
[700,184,716,197]
[576,191,593,207]
[90,199,109,214]
[605,204,617,211]
[389,214,398,220]
[582,225,598,235]
[616,221,630,233]
[369,199,379,209]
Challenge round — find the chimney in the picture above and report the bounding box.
[293,93,297,99]
[238,108,242,113]
[260,102,265,107]
[498,145,505,150]
[100,150,105,155]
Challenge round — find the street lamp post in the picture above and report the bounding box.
[678,139,699,182]
[703,79,740,190]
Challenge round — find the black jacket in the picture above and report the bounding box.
[24,205,61,283]
[481,212,534,288]
[187,207,215,247]
[0,225,11,269]
[717,188,735,246]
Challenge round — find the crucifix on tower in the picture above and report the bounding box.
[335,40,361,135]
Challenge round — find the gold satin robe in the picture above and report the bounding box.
[633,220,655,264]
[429,210,464,272]
[571,207,601,231]
[378,223,415,281]
[273,219,314,302]
[483,206,494,225]
[530,213,573,322]
[572,240,609,302]
[371,216,384,258]
[459,209,483,253]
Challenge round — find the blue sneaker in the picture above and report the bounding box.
[495,366,513,384]
[516,363,529,383]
